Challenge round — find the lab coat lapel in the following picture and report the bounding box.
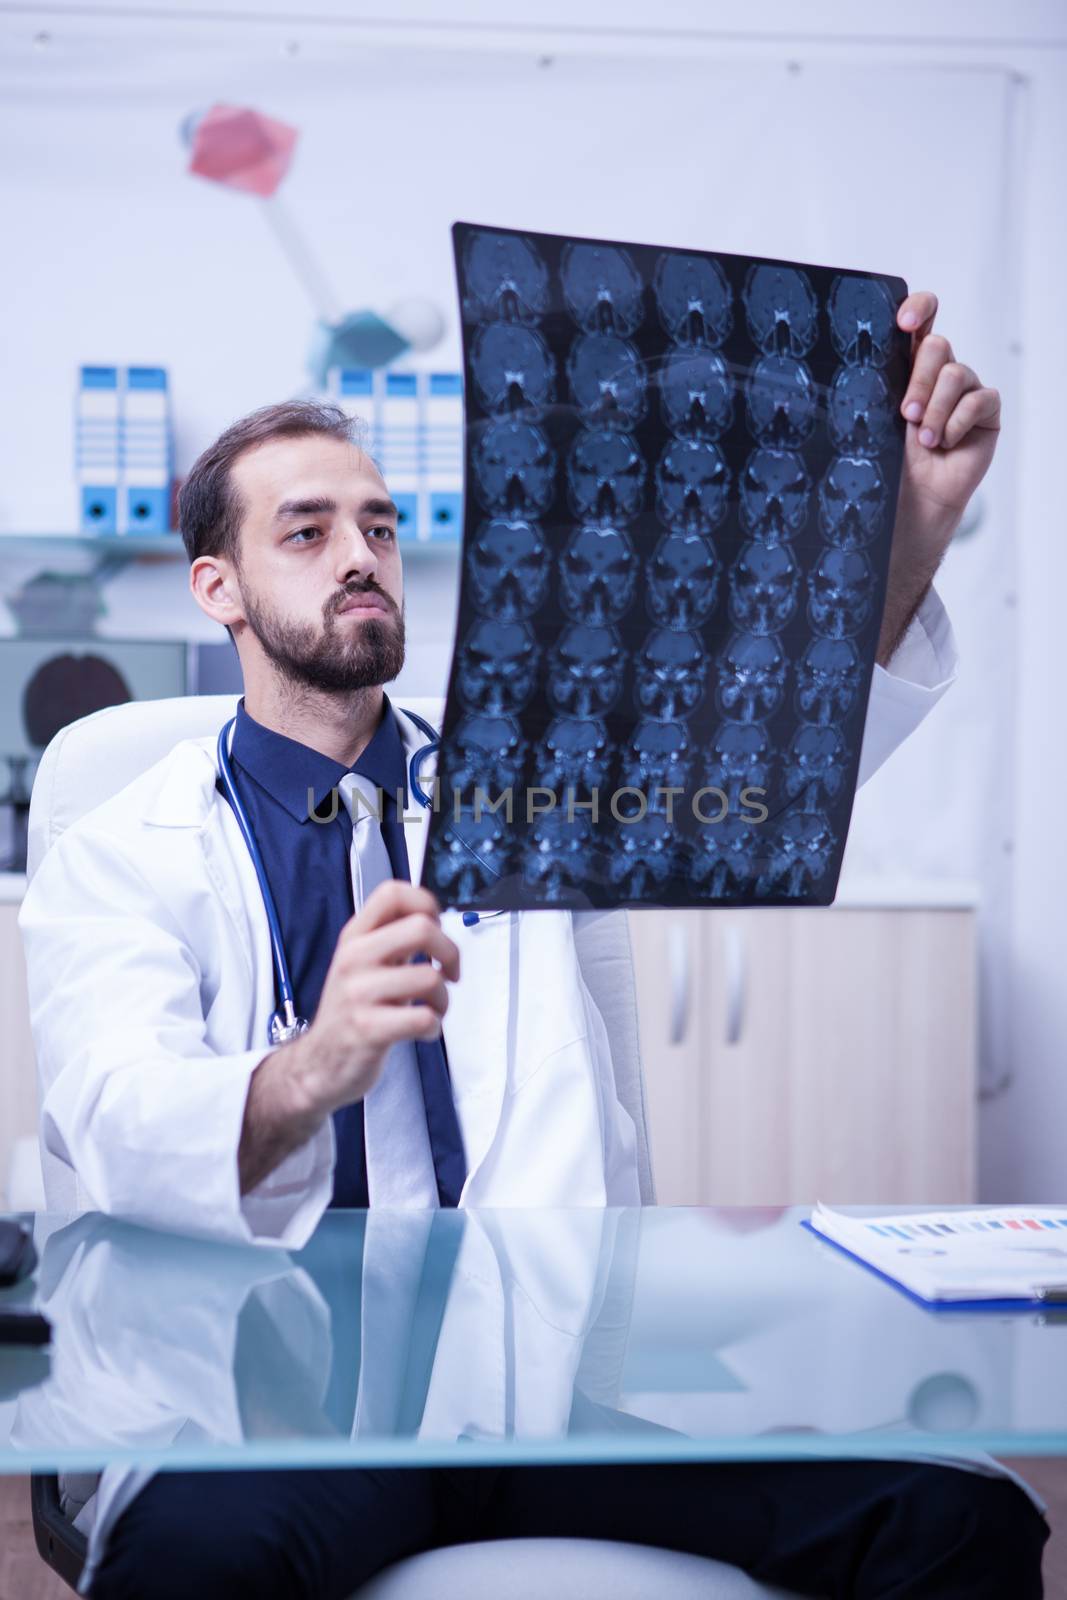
[142,735,277,1050]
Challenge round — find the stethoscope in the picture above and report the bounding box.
[216,707,503,1046]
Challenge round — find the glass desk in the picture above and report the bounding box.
[2,1206,1066,1475]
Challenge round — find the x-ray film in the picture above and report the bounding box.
[420,222,910,911]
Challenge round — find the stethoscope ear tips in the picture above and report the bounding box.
[462,911,481,927]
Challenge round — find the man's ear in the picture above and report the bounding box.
[190,555,245,631]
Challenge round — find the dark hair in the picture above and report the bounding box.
[178,399,368,566]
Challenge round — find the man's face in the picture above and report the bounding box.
[227,433,405,693]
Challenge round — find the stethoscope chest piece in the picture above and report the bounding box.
[268,1001,310,1046]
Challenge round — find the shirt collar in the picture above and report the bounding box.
[231,692,408,823]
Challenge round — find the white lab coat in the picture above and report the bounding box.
[18,590,957,1247]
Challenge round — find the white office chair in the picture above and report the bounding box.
[26,696,804,1600]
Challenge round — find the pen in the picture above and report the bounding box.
[0,1309,52,1346]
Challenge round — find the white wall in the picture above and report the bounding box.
[1,1,1065,1198]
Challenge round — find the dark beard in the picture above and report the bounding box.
[240,579,406,693]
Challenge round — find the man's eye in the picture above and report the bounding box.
[369,524,396,541]
[286,526,321,545]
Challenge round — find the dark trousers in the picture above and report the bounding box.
[93,1458,1048,1600]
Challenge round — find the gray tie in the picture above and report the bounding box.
[338,772,438,1208]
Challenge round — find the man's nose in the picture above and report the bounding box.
[333,524,377,584]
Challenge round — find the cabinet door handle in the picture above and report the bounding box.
[668,921,690,1045]
[723,924,746,1045]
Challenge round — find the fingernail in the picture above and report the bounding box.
[904,402,923,422]
[900,311,918,328]
[919,427,937,447]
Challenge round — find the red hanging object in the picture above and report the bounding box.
[187,104,298,199]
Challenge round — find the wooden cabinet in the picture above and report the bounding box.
[631,906,977,1206]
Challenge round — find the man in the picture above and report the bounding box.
[20,290,1047,1595]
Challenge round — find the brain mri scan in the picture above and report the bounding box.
[421,223,910,909]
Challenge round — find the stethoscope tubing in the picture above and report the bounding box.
[216,719,298,1019]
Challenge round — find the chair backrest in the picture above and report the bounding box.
[26,693,241,882]
[26,696,655,1200]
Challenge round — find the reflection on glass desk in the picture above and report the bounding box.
[2,1206,1066,1475]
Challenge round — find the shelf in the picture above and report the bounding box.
[0,532,460,558]
[0,532,188,557]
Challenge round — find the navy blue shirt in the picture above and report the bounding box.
[224,693,464,1207]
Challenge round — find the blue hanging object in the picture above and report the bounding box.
[308,311,411,388]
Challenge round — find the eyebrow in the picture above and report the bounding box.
[273,494,400,523]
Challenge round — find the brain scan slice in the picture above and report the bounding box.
[704,722,773,809]
[794,637,864,725]
[536,716,610,793]
[817,455,888,550]
[653,253,733,347]
[783,724,848,811]
[606,811,677,900]
[457,617,540,715]
[744,355,817,448]
[521,810,600,902]
[546,623,626,719]
[658,348,734,438]
[634,627,709,721]
[450,713,527,798]
[828,366,892,455]
[716,633,787,724]
[473,420,556,517]
[618,718,693,798]
[756,812,836,899]
[567,332,647,427]
[431,805,511,903]
[560,242,645,336]
[468,518,552,620]
[739,447,811,543]
[727,540,801,637]
[742,264,819,358]
[807,549,876,639]
[470,322,555,415]
[655,438,731,532]
[567,427,647,523]
[462,229,551,324]
[827,274,897,369]
[646,531,719,631]
[559,523,638,626]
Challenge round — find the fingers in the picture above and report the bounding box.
[900,330,957,426]
[355,961,451,1017]
[353,879,441,935]
[897,289,938,337]
[911,355,983,447]
[942,384,1002,449]
[896,295,1001,451]
[366,913,461,980]
[361,1001,445,1046]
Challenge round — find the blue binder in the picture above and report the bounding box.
[76,366,120,534]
